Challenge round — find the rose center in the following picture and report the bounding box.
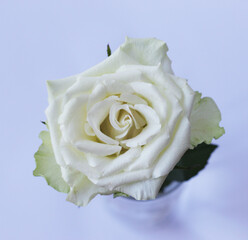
[100,104,146,144]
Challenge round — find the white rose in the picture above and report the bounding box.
[35,37,224,206]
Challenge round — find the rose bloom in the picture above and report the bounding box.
[41,38,224,206]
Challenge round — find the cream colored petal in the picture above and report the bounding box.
[60,141,102,179]
[90,168,153,191]
[119,93,148,105]
[121,37,173,73]
[101,68,145,85]
[115,176,165,200]
[61,166,110,207]
[84,122,95,136]
[109,102,130,131]
[75,140,121,156]
[87,82,107,111]
[87,96,119,145]
[127,96,183,171]
[100,147,141,177]
[170,75,195,118]
[115,125,132,140]
[81,47,138,77]
[127,129,170,171]
[81,38,173,77]
[100,110,131,140]
[129,108,146,129]
[118,65,181,101]
[103,79,133,95]
[62,76,98,105]
[58,95,88,144]
[129,81,168,122]
[109,103,144,132]
[121,104,161,148]
[45,97,65,166]
[85,154,111,168]
[153,116,191,177]
[46,75,77,103]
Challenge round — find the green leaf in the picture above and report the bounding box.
[107,44,111,57]
[33,131,70,193]
[160,143,218,191]
[113,192,130,198]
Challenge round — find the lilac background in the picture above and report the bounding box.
[1,0,248,239]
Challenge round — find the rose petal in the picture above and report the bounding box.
[90,168,153,190]
[127,97,183,171]
[100,111,131,140]
[61,166,110,207]
[81,38,173,77]
[87,96,119,145]
[115,126,132,140]
[109,103,144,131]
[60,142,101,179]
[75,140,121,156]
[47,75,77,103]
[86,76,134,111]
[87,82,107,111]
[84,122,95,136]
[45,97,66,166]
[129,108,146,129]
[118,65,182,102]
[81,48,139,77]
[153,116,191,177]
[103,78,133,95]
[100,147,141,177]
[115,176,165,200]
[121,104,161,148]
[119,93,148,105]
[85,154,111,168]
[171,75,195,118]
[58,95,88,144]
[109,102,130,131]
[129,81,168,122]
[121,37,173,74]
[62,76,98,106]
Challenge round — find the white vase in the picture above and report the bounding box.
[104,181,184,228]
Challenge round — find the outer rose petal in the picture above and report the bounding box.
[33,131,70,193]
[121,37,173,74]
[115,176,166,200]
[190,92,225,147]
[45,98,66,166]
[61,167,110,206]
[81,37,173,77]
[47,75,77,103]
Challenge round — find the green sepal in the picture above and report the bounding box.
[107,44,111,57]
[33,131,70,193]
[113,192,130,198]
[160,143,218,191]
